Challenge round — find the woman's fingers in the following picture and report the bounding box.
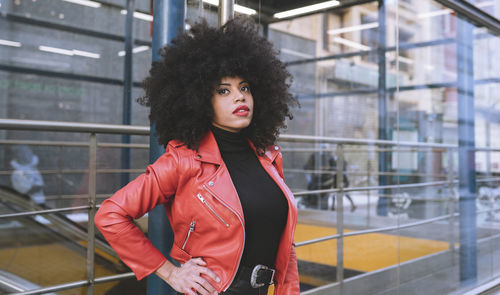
[191,257,207,266]
[169,258,219,295]
[190,257,220,283]
[198,265,221,283]
[194,276,217,294]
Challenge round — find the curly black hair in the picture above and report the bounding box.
[139,17,297,151]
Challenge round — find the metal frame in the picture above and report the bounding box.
[433,0,500,36]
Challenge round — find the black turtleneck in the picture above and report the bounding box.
[211,126,289,269]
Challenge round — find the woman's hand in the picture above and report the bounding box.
[155,258,220,295]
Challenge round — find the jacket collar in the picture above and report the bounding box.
[247,138,280,163]
[194,130,280,164]
[195,130,223,165]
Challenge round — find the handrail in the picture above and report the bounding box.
[292,180,456,196]
[1,118,500,151]
[0,119,149,135]
[0,139,149,149]
[278,133,457,149]
[10,272,135,295]
[0,205,91,219]
[296,206,500,247]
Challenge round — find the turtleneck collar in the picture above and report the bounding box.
[210,125,249,153]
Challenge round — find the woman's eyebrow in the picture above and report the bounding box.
[217,80,248,86]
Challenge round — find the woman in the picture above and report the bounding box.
[95,17,299,295]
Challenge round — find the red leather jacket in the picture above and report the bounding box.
[95,131,300,294]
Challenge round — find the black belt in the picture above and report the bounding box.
[237,264,276,288]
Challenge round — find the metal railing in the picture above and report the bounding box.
[1,118,499,295]
[0,119,148,295]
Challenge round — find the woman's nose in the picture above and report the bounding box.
[234,91,245,102]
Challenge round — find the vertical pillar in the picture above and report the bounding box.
[121,0,135,187]
[336,144,345,292]
[456,14,477,286]
[377,0,389,216]
[262,23,269,39]
[87,133,97,295]
[218,0,234,27]
[148,1,185,295]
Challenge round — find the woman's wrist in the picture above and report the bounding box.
[155,260,177,283]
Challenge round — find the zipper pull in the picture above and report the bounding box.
[197,193,206,203]
[189,220,196,231]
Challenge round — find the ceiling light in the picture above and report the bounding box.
[234,4,257,15]
[39,45,100,58]
[61,0,101,8]
[201,0,256,15]
[120,10,154,22]
[39,45,74,56]
[118,45,150,57]
[0,39,22,47]
[417,9,452,19]
[332,37,371,51]
[73,49,100,59]
[274,1,340,19]
[328,22,379,35]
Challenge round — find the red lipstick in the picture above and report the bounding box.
[233,105,250,116]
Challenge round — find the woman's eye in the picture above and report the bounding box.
[217,89,229,95]
[241,85,250,92]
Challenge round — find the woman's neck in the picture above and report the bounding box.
[210,125,248,153]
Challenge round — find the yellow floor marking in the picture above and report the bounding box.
[295,223,450,272]
[78,240,120,265]
[0,243,118,294]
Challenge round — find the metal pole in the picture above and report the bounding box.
[457,13,477,286]
[262,23,269,39]
[121,0,135,187]
[86,133,97,295]
[336,144,344,293]
[218,0,234,27]
[58,146,63,205]
[377,0,389,216]
[367,160,371,226]
[148,1,185,295]
[447,148,456,261]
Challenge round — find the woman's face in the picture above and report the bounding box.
[211,76,254,133]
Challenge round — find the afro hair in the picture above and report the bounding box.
[139,17,297,151]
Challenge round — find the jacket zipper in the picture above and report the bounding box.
[181,220,196,250]
[196,193,229,227]
[202,184,245,291]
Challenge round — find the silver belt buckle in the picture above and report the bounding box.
[250,264,275,288]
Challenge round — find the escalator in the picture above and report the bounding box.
[0,186,144,294]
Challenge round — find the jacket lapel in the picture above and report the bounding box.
[195,130,244,221]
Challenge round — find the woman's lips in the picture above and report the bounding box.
[233,105,250,117]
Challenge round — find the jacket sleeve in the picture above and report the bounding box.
[277,244,300,294]
[94,145,180,280]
